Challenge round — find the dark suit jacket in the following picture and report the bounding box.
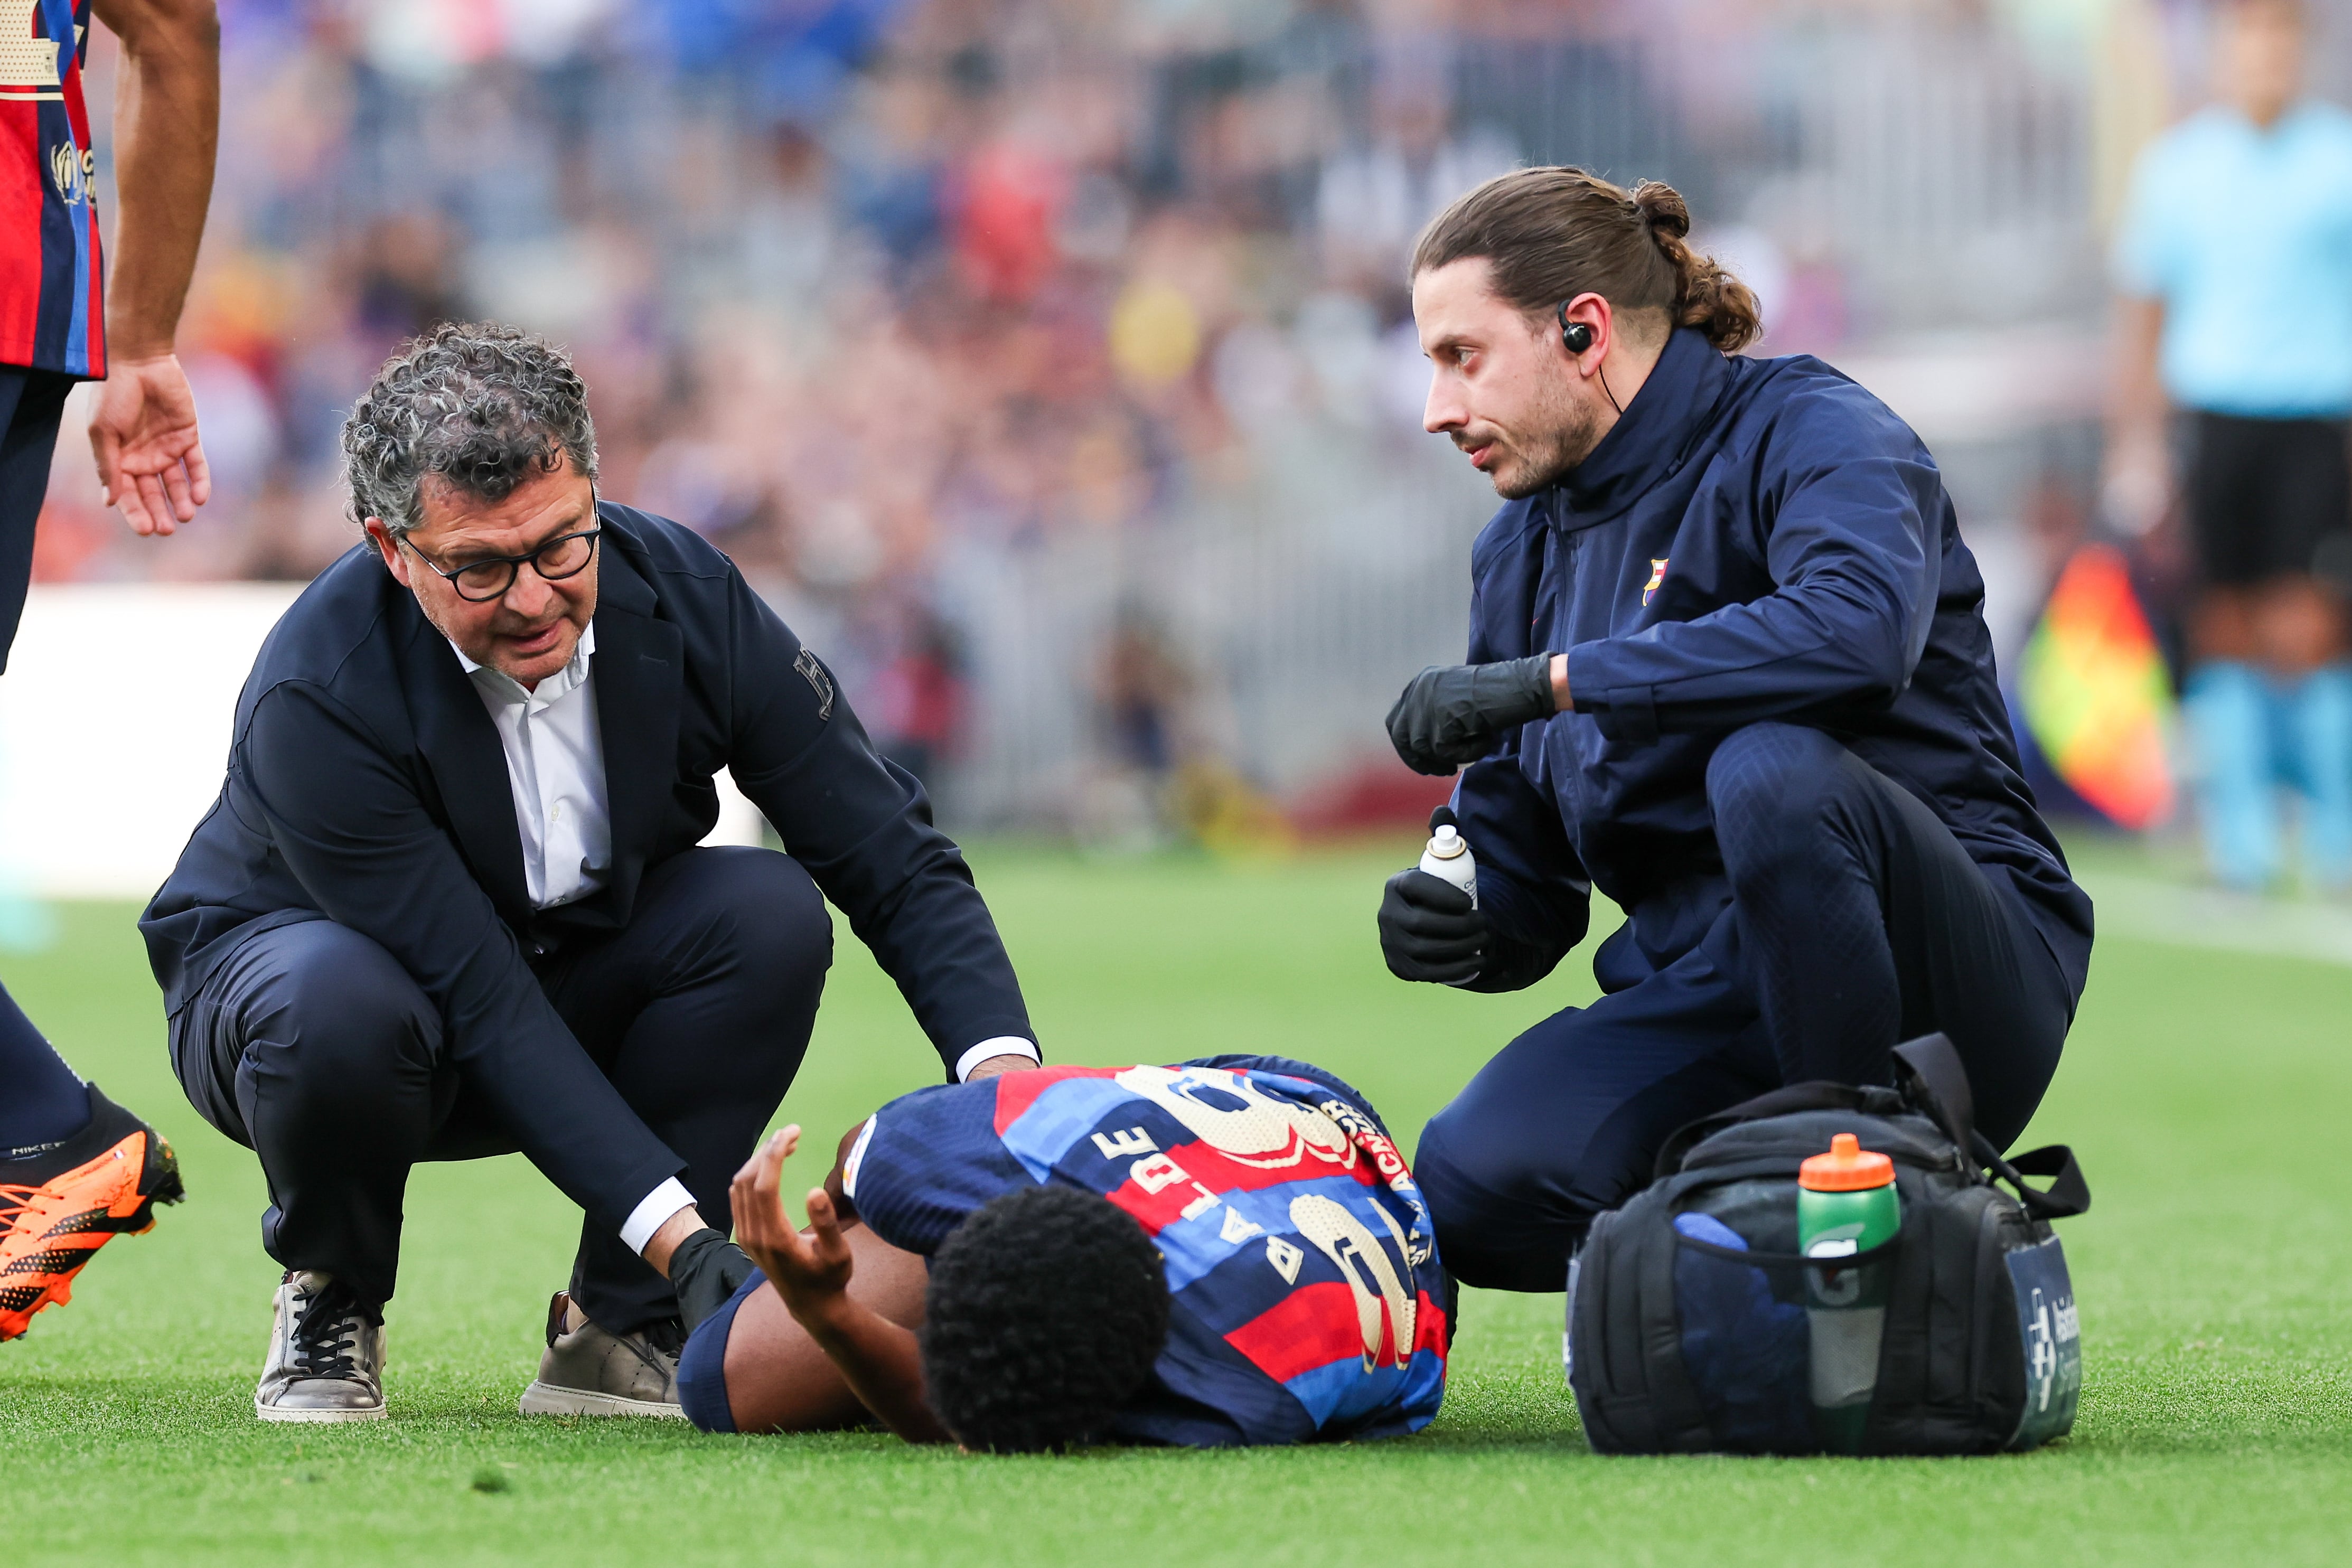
[141,503,1034,1236]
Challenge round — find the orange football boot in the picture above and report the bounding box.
[1,1085,184,1341]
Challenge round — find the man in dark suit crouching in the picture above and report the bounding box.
[143,323,1039,1423]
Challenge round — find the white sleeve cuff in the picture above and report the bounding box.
[841,1116,877,1201]
[955,1036,1039,1081]
[620,1176,696,1255]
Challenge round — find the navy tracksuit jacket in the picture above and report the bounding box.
[1414,327,2094,1291]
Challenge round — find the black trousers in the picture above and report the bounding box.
[171,846,832,1331]
[1416,722,2077,1292]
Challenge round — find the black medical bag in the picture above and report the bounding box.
[1566,1034,2089,1456]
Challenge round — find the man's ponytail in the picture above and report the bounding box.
[1413,167,1763,354]
[1630,182,1761,353]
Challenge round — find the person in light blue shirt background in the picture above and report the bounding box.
[2110,0,2352,893]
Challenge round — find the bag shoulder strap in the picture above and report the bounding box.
[1893,1031,2093,1217]
[1970,1133,2092,1219]
[1890,1032,1976,1157]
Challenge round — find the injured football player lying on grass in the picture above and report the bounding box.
[664,1056,1452,1451]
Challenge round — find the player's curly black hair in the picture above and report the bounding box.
[919,1184,1170,1454]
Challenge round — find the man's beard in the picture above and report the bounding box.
[1485,384,1608,501]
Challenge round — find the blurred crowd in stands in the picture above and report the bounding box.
[45,0,2263,838]
[37,1,1891,792]
[35,0,1559,784]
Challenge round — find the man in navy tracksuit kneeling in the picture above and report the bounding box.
[1382,167,2094,1292]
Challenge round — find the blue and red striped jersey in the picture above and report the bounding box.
[0,0,103,377]
[844,1055,1450,1447]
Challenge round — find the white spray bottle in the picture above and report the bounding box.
[1418,808,1477,908]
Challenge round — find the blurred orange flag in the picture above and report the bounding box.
[2018,544,2176,830]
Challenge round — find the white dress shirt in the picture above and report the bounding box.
[450,622,1037,1256]
[451,623,612,911]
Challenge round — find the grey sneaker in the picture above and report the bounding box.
[255,1271,387,1423]
[517,1291,686,1417]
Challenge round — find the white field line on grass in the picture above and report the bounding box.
[2075,871,2352,969]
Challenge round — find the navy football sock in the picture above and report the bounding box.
[0,978,91,1155]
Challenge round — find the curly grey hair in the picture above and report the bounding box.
[342,322,599,539]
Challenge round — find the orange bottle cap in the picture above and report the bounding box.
[1799,1132,1895,1191]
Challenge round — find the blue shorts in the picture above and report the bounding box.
[676,1266,768,1433]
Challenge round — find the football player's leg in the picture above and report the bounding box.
[0,989,90,1156]
[0,369,185,1342]
[0,367,97,1159]
[676,1222,930,1434]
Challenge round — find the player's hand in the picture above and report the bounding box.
[87,352,211,537]
[729,1126,856,1323]
[1379,868,1488,984]
[1385,656,1557,775]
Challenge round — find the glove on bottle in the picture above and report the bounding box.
[1378,868,1489,984]
[1385,655,1557,775]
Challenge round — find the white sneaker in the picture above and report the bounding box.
[255,1270,387,1423]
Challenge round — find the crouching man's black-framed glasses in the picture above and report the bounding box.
[402,525,603,603]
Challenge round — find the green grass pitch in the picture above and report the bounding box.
[4,840,2349,1565]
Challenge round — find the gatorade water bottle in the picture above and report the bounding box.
[1797,1132,1900,1453]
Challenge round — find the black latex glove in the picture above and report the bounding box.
[669,1226,758,1334]
[1385,655,1557,776]
[1379,868,1489,984]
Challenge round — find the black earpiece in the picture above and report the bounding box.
[1559,300,1623,414]
[1558,302,1594,356]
